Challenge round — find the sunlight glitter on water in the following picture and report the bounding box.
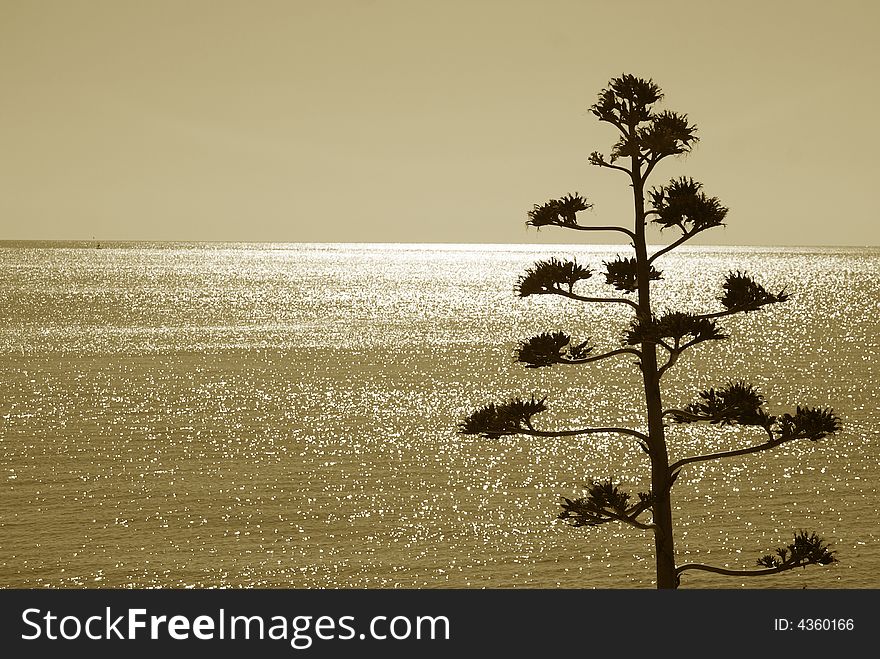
[0,243,878,588]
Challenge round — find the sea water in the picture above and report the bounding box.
[1,242,877,588]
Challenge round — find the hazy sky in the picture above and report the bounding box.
[2,0,878,245]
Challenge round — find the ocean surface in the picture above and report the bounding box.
[0,241,877,589]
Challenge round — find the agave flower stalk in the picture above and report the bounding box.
[459,74,840,589]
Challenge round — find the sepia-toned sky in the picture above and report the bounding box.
[1,0,878,246]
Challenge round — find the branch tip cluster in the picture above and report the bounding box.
[516,331,592,368]
[517,257,592,297]
[757,531,836,569]
[459,396,547,439]
[604,256,661,292]
[626,312,726,348]
[589,74,697,170]
[670,380,840,443]
[720,271,788,312]
[559,479,654,530]
[676,531,837,583]
[526,194,592,229]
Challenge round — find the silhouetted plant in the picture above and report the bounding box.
[559,480,654,529]
[460,396,548,438]
[460,74,840,588]
[720,271,788,312]
[603,256,661,292]
[517,257,592,296]
[516,332,594,368]
[756,531,837,569]
[527,194,592,228]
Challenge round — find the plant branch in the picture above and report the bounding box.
[648,230,698,264]
[677,336,713,354]
[662,408,702,421]
[564,224,637,240]
[626,498,653,518]
[601,116,628,137]
[669,435,799,473]
[658,332,722,377]
[677,531,837,583]
[603,509,657,531]
[558,348,642,366]
[694,306,783,321]
[559,479,657,531]
[643,155,661,180]
[657,350,681,378]
[675,562,802,580]
[522,427,649,442]
[656,339,674,352]
[549,287,640,310]
[693,308,741,320]
[593,160,633,176]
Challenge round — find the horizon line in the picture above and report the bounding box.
[0,239,877,250]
